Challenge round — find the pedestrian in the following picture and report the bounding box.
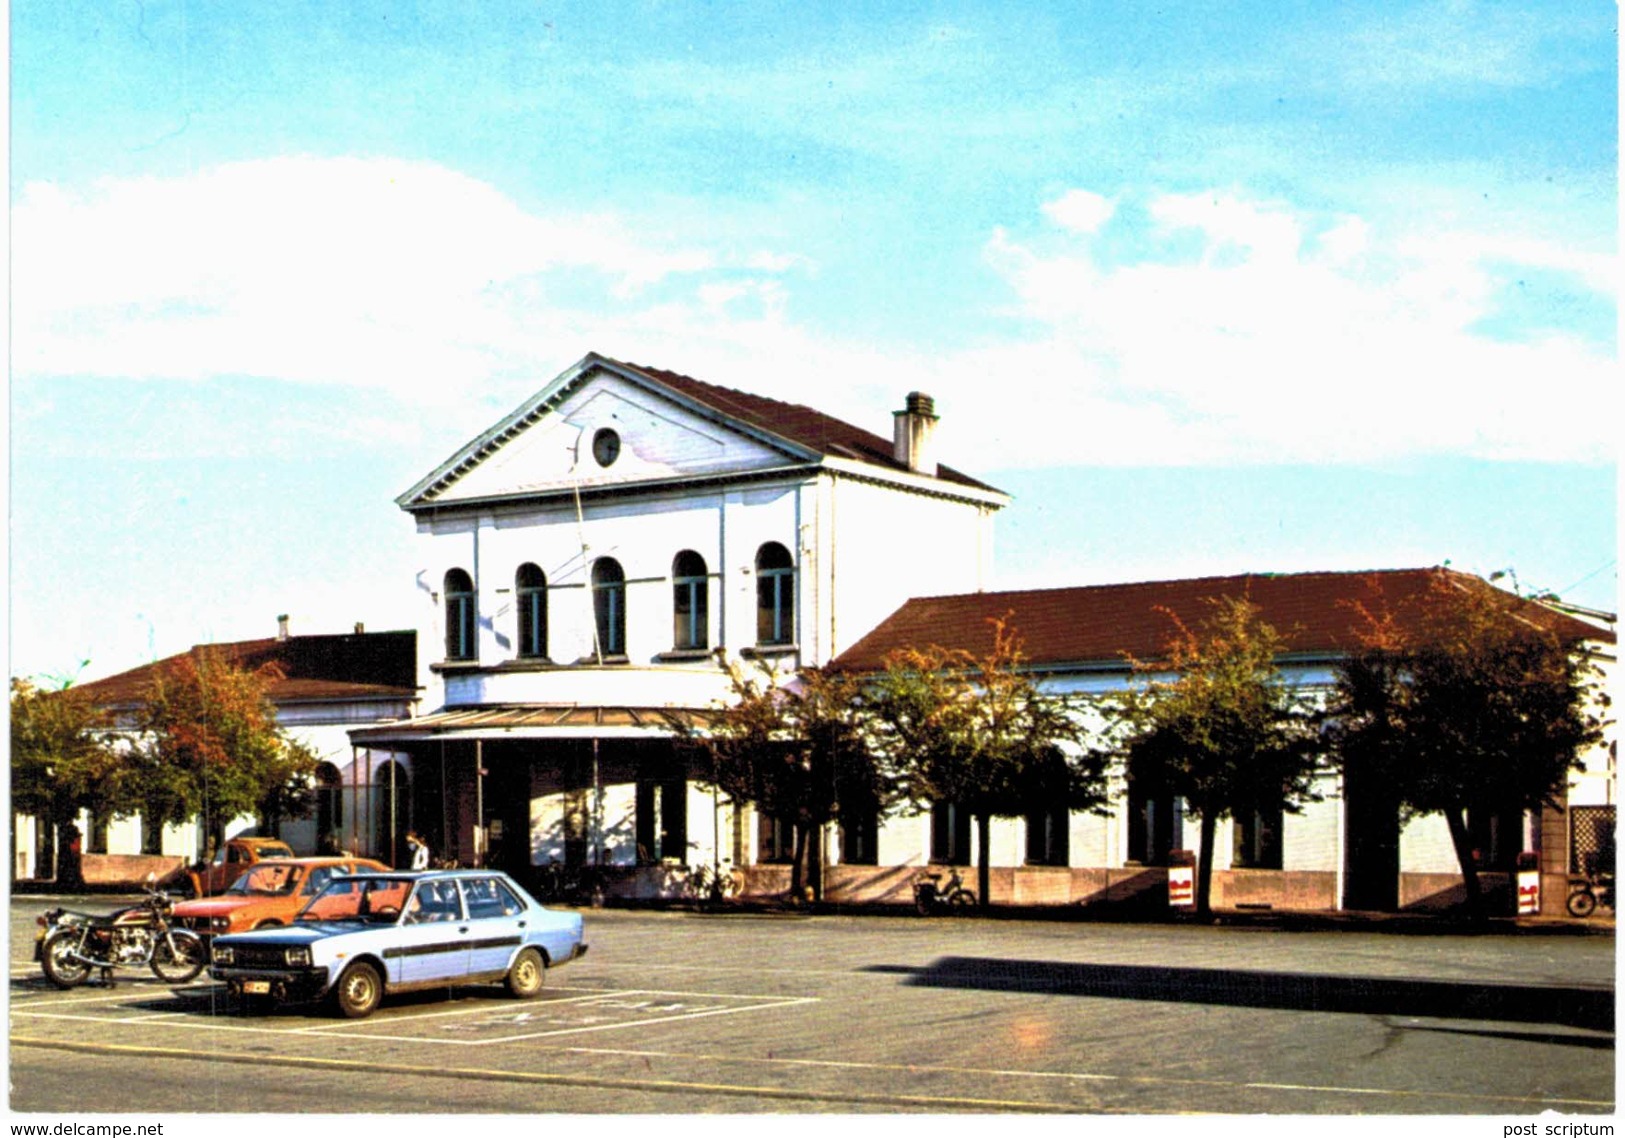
[407,831,430,870]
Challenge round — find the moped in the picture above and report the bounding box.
[913,866,977,915]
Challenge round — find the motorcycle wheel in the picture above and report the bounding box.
[1567,888,1598,919]
[151,930,206,983]
[40,928,92,989]
[948,888,978,912]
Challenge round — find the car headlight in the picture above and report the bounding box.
[211,917,230,932]
[212,945,234,965]
[285,947,312,967]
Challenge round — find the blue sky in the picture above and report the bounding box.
[10,0,1618,684]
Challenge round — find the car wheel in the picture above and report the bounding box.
[40,929,91,989]
[332,961,383,1019]
[505,947,545,999]
[254,920,282,930]
[150,931,207,983]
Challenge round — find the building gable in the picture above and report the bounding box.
[415,363,803,509]
[398,352,1006,512]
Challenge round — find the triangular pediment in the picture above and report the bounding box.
[399,355,813,509]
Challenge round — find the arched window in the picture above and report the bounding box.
[444,569,476,661]
[755,542,794,646]
[592,558,626,658]
[672,551,709,650]
[516,563,548,659]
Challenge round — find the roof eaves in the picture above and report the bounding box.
[397,354,606,509]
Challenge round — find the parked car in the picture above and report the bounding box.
[208,869,588,1018]
[166,837,297,898]
[172,856,389,938]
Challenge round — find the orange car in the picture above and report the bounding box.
[172,856,389,938]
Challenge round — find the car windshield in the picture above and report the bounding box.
[297,876,412,923]
[226,863,304,896]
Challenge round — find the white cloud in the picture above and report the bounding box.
[975,187,1617,468]
[1042,189,1115,235]
[15,159,1615,472]
[12,157,733,401]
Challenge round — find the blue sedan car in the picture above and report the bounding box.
[208,869,587,1018]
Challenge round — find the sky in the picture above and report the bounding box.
[9,0,1618,687]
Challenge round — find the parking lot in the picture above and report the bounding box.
[8,899,1616,1116]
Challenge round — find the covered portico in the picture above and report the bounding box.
[348,705,730,894]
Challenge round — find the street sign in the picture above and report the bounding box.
[1168,865,1195,908]
[1517,870,1540,915]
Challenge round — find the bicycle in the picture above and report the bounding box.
[536,860,583,903]
[687,861,742,906]
[913,866,977,915]
[1566,873,1615,918]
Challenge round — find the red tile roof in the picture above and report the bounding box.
[74,631,419,708]
[830,568,1613,673]
[603,355,1003,494]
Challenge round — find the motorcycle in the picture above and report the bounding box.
[35,876,207,989]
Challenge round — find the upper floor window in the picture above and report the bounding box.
[444,568,476,661]
[592,428,621,467]
[672,551,709,651]
[516,563,548,659]
[592,558,627,658]
[755,542,795,646]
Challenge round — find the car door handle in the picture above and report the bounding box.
[517,921,526,928]
[458,926,469,934]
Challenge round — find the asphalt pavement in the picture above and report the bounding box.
[7,896,1615,1120]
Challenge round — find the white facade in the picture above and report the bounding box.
[371,354,1007,878]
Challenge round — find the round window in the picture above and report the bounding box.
[592,428,621,467]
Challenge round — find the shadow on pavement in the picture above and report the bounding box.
[866,956,1614,1034]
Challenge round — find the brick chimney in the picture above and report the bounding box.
[892,392,938,474]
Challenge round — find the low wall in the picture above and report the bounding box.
[1400,871,1512,913]
[531,860,1529,917]
[1211,869,1338,912]
[80,854,189,889]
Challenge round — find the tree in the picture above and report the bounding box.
[1103,595,1320,918]
[126,650,316,856]
[10,677,121,884]
[685,660,888,902]
[1326,570,1608,919]
[866,616,1106,908]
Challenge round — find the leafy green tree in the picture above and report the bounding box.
[1326,570,1608,918]
[866,616,1105,908]
[685,661,889,901]
[1104,596,1320,918]
[10,677,121,884]
[127,650,315,857]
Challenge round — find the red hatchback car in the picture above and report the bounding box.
[173,856,389,938]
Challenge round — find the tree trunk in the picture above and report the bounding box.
[808,823,824,902]
[1196,812,1218,920]
[1443,805,1486,921]
[976,813,992,909]
[56,821,83,889]
[790,824,807,901]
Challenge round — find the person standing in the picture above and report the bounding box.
[407,831,430,870]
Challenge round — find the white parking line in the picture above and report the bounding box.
[290,986,622,1033]
[10,982,820,1049]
